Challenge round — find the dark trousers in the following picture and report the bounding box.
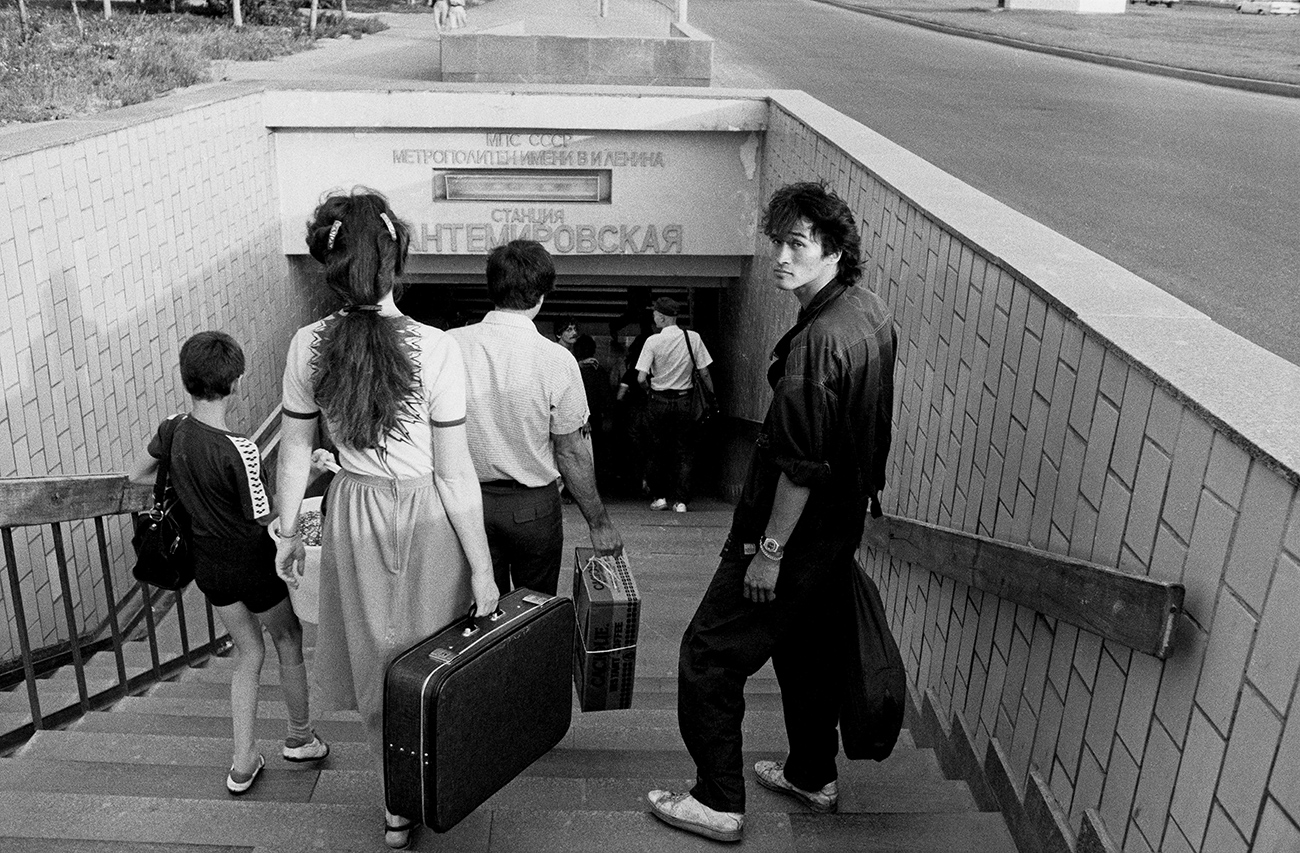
[646,393,697,504]
[678,539,853,813]
[480,481,563,596]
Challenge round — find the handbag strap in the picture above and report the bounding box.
[682,327,699,376]
[152,417,181,509]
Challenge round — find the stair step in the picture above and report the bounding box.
[0,839,236,853]
[0,790,1012,853]
[71,710,364,743]
[0,757,319,803]
[18,729,373,771]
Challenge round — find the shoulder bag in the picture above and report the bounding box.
[131,417,195,590]
[682,329,716,426]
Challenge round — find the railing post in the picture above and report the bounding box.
[141,582,162,681]
[50,522,91,714]
[2,528,43,729]
[94,517,129,689]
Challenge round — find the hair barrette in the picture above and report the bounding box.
[327,220,343,251]
[378,212,397,242]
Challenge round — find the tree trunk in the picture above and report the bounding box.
[339,0,347,20]
[232,0,243,27]
[71,0,86,39]
[102,0,112,20]
[17,0,30,39]
[309,0,318,34]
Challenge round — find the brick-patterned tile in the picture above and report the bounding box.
[1247,553,1300,712]
[1194,591,1256,733]
[1270,688,1300,826]
[1224,463,1295,614]
[1182,493,1237,625]
[1286,490,1300,560]
[1204,433,1251,508]
[1132,720,1181,848]
[1095,471,1134,568]
[1155,622,1209,747]
[1162,416,1213,543]
[1217,686,1283,836]
[1080,398,1119,509]
[1074,744,1106,825]
[1070,337,1105,437]
[1124,441,1172,572]
[1084,649,1126,766]
[1169,708,1227,847]
[1202,803,1249,853]
[1098,739,1140,848]
[1254,798,1300,852]
[1056,670,1093,784]
[1110,370,1153,488]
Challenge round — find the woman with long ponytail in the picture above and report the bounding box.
[274,189,497,850]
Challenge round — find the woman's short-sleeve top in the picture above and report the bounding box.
[281,314,467,480]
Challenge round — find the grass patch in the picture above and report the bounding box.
[0,1,388,124]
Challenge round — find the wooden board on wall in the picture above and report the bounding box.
[861,514,1184,659]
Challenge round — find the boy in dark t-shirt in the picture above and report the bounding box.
[133,331,328,795]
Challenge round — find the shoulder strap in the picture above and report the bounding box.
[152,417,182,507]
[682,327,698,370]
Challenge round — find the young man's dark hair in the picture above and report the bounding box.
[180,331,245,400]
[486,240,557,309]
[761,181,863,286]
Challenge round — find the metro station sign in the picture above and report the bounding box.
[276,130,762,257]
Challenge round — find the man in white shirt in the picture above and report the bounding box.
[635,297,715,513]
[450,240,623,595]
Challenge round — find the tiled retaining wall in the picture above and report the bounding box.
[0,87,329,663]
[722,91,1300,853]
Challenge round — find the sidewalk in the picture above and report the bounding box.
[218,0,1299,95]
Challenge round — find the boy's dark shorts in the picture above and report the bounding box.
[192,533,289,613]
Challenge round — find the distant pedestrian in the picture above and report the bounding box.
[447,0,467,28]
[636,296,714,513]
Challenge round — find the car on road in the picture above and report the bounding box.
[1235,0,1300,13]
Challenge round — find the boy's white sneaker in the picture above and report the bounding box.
[754,760,839,813]
[283,732,330,762]
[647,790,743,842]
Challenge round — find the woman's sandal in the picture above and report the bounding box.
[384,817,415,850]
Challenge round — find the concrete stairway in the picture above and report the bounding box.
[0,503,1016,852]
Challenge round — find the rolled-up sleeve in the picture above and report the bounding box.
[766,373,836,488]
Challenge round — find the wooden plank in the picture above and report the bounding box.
[0,476,153,527]
[861,515,1183,659]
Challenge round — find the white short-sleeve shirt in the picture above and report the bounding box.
[449,310,588,487]
[282,313,467,480]
[636,325,713,392]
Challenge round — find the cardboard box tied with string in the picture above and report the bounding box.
[572,548,640,711]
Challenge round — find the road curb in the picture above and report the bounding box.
[810,0,1300,99]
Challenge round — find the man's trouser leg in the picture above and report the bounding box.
[480,482,564,596]
[646,396,674,500]
[669,398,696,504]
[678,553,780,814]
[772,540,854,791]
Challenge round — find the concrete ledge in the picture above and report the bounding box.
[441,23,712,86]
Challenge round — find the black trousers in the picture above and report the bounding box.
[646,393,697,504]
[480,481,563,596]
[678,537,854,813]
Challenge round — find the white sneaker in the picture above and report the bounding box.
[647,790,743,842]
[282,732,329,762]
[649,498,669,511]
[672,502,687,513]
[754,760,839,813]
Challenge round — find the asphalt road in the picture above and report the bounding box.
[696,0,1300,366]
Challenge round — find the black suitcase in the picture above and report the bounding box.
[383,589,574,832]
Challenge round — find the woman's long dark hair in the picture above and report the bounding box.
[305,190,415,450]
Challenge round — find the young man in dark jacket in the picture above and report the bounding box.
[649,182,897,842]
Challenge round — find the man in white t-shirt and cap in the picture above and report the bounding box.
[635,296,715,513]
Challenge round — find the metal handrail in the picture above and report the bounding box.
[0,407,282,753]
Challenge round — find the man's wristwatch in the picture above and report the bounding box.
[758,535,785,561]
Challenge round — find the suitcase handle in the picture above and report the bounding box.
[461,603,505,637]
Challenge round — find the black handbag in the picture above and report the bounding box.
[131,418,194,591]
[838,559,906,761]
[682,328,716,425]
